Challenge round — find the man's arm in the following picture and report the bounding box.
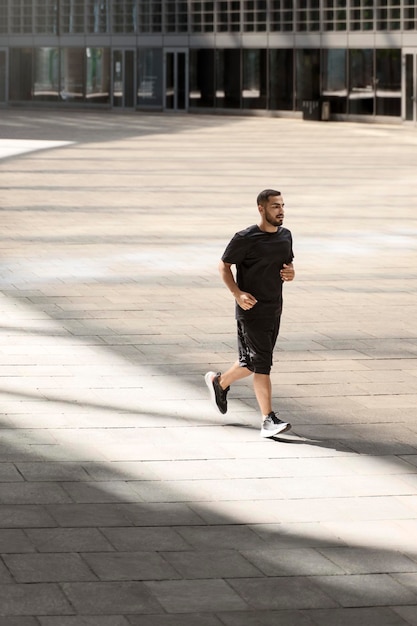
[218,260,258,311]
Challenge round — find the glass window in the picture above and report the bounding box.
[348,48,374,114]
[0,50,7,102]
[33,47,59,101]
[323,0,347,31]
[9,48,33,100]
[86,47,110,103]
[138,0,162,32]
[216,49,241,107]
[0,0,8,34]
[243,0,267,32]
[35,0,58,33]
[113,0,137,33]
[295,48,320,110]
[404,1,416,30]
[269,49,293,109]
[190,0,214,32]
[217,1,241,32]
[165,0,188,32]
[11,0,33,33]
[375,48,400,116]
[60,0,85,33]
[60,48,85,101]
[296,0,320,31]
[377,0,401,30]
[137,48,163,107]
[322,48,347,113]
[350,0,374,30]
[242,49,267,108]
[87,0,109,33]
[189,49,215,107]
[270,0,294,31]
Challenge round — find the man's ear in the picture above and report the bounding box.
[257,204,264,215]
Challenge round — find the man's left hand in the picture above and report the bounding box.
[280,263,295,282]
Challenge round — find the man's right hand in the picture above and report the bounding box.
[235,291,258,310]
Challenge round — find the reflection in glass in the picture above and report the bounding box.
[216,49,241,108]
[348,49,374,115]
[405,55,414,121]
[269,49,293,110]
[242,49,267,109]
[9,48,33,100]
[137,48,163,107]
[0,50,7,102]
[60,48,85,101]
[189,49,215,108]
[375,49,401,116]
[295,48,320,110]
[86,48,110,103]
[34,47,59,101]
[322,49,347,114]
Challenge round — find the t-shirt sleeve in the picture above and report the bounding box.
[221,233,249,265]
[288,234,294,263]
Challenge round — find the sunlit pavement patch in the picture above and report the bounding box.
[0,139,73,159]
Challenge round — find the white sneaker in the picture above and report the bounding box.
[261,412,291,438]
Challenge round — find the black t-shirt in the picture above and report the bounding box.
[221,224,294,319]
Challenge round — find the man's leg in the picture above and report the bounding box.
[205,361,252,414]
[253,372,272,416]
[219,361,252,390]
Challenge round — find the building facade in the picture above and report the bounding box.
[0,0,416,122]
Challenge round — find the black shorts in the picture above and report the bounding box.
[237,316,281,375]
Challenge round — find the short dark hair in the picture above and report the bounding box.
[257,189,281,206]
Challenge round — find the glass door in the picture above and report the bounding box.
[403,50,416,122]
[0,49,7,105]
[164,49,188,111]
[112,49,135,108]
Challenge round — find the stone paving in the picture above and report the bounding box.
[0,108,417,625]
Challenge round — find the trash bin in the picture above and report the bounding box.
[301,100,321,121]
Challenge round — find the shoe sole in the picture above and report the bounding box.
[204,371,223,415]
[260,423,291,438]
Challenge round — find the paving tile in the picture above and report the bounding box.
[308,607,411,626]
[24,528,114,552]
[61,481,142,503]
[0,483,71,504]
[241,548,344,576]
[226,577,338,610]
[82,551,180,581]
[313,574,417,607]
[0,583,73,615]
[0,505,57,528]
[61,581,162,614]
[215,610,316,626]
[101,526,191,551]
[46,504,132,527]
[16,463,91,482]
[318,547,417,574]
[144,579,248,613]
[3,553,97,583]
[162,549,263,578]
[0,529,36,553]
[392,606,417,626]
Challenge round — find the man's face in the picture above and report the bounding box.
[261,195,285,227]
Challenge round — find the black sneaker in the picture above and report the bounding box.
[205,371,229,414]
[260,412,291,438]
